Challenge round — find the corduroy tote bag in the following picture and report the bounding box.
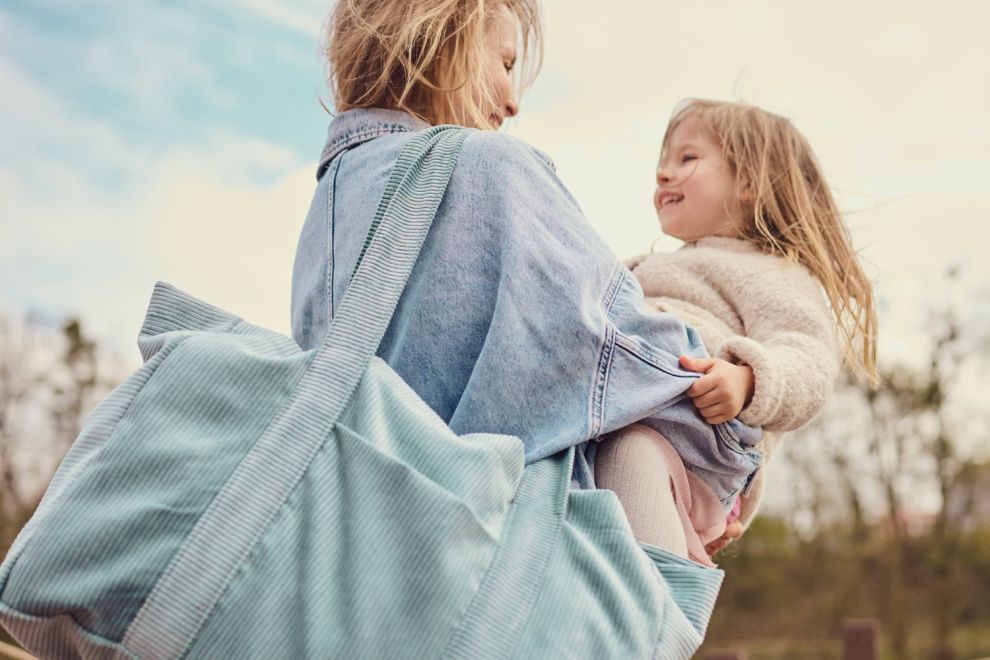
[0,126,721,659]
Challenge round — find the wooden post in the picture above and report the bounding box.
[707,650,748,660]
[843,618,880,660]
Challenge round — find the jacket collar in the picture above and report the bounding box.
[317,108,431,179]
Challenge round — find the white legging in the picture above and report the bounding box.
[594,427,689,558]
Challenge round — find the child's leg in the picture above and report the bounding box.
[595,425,689,558]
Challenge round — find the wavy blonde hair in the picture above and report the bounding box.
[325,0,542,128]
[663,99,878,384]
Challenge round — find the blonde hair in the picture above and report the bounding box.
[325,0,542,128]
[663,99,878,384]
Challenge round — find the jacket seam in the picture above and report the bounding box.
[600,264,625,317]
[324,156,342,324]
[613,333,697,379]
[589,266,625,439]
[589,322,615,439]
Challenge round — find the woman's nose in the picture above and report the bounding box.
[504,97,519,119]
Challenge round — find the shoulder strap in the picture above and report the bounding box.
[309,124,469,416]
[122,125,470,659]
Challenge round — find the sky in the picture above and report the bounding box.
[2,0,989,376]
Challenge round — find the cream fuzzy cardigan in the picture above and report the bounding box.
[627,236,840,528]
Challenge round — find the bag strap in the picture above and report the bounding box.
[308,124,469,417]
[123,125,470,659]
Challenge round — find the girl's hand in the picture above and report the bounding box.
[705,520,743,557]
[678,355,755,425]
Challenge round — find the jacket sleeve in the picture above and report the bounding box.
[447,132,762,475]
[715,265,840,432]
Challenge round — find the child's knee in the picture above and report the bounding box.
[596,424,673,482]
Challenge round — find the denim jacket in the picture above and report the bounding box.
[291,109,761,503]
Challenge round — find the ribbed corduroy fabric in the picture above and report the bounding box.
[0,126,722,659]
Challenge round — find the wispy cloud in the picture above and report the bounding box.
[1,50,312,348]
[0,4,227,127]
[215,0,330,38]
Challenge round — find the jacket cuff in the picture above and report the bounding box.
[716,335,782,428]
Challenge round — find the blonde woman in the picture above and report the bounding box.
[291,3,755,655]
[600,99,878,561]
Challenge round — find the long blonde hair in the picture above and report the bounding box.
[663,99,878,384]
[325,0,542,128]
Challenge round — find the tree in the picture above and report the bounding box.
[0,311,119,555]
[772,268,990,658]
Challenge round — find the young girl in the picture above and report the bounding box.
[595,99,878,565]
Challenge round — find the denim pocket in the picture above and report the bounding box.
[714,423,747,454]
[712,423,763,506]
[717,418,763,451]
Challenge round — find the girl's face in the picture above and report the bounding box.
[481,6,520,129]
[654,117,746,241]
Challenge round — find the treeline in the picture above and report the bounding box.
[703,516,990,660]
[704,270,990,660]
[0,312,121,553]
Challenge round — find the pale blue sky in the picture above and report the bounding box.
[3,0,989,375]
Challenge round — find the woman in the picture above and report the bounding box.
[291,0,745,653]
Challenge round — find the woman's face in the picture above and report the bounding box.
[482,6,520,129]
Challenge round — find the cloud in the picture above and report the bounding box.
[1,54,312,352]
[139,148,314,339]
[0,4,230,126]
[0,57,144,193]
[215,0,330,38]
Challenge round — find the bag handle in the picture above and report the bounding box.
[309,124,469,415]
[123,125,470,659]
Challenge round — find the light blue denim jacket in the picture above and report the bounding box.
[291,108,761,504]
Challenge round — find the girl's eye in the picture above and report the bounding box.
[681,154,697,164]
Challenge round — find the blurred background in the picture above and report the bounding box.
[2,0,988,658]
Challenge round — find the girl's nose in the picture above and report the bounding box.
[656,166,672,185]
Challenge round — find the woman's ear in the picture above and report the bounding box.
[736,178,754,205]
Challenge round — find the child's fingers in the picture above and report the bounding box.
[679,355,716,374]
[723,521,744,540]
[691,388,725,409]
[705,538,730,556]
[706,522,744,557]
[686,374,719,398]
[698,402,733,424]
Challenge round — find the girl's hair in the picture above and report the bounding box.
[663,99,878,384]
[325,0,542,128]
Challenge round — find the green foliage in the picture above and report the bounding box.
[701,518,990,659]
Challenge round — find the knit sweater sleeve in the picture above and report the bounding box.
[715,261,840,432]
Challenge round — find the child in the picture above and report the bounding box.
[595,99,878,565]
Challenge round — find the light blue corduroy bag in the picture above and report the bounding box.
[0,126,721,659]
